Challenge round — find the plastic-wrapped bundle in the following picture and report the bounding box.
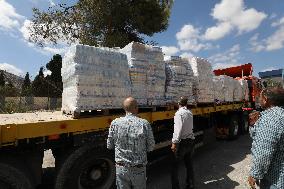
[121,42,166,106]
[237,79,249,101]
[189,57,214,103]
[165,56,195,104]
[213,75,235,102]
[62,45,131,113]
[213,76,225,103]
[233,79,243,101]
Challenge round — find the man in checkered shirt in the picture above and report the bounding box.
[248,88,284,189]
[107,97,155,189]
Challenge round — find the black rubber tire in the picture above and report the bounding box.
[239,114,249,134]
[0,163,33,189]
[54,145,115,189]
[228,115,239,140]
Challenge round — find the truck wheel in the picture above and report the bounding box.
[228,115,239,139]
[0,163,33,189]
[55,145,115,189]
[239,114,249,134]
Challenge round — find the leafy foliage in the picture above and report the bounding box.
[28,0,173,47]
[0,70,5,87]
[45,54,63,97]
[32,67,48,97]
[21,72,33,96]
[263,78,283,88]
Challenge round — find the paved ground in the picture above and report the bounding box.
[40,134,253,189]
[147,135,252,189]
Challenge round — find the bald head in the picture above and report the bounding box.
[123,97,138,114]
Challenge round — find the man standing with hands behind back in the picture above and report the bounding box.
[171,96,195,189]
[107,97,155,189]
[248,88,284,189]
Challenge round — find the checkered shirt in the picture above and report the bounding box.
[250,106,284,188]
[107,113,155,166]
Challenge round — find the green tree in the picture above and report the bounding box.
[32,67,48,97]
[46,54,63,97]
[21,72,33,96]
[263,79,282,88]
[28,0,173,47]
[0,70,5,87]
[5,81,19,97]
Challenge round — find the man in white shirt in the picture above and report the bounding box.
[171,96,195,189]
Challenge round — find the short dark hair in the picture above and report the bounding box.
[178,96,188,106]
[262,87,284,106]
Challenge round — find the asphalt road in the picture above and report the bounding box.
[39,134,252,189]
[147,135,252,189]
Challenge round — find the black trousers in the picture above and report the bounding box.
[171,138,195,189]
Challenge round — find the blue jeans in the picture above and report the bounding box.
[116,165,146,189]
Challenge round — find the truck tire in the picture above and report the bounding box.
[0,163,33,189]
[239,114,249,134]
[228,115,239,139]
[55,145,115,189]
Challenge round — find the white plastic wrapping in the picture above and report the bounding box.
[213,76,225,102]
[62,45,131,113]
[233,79,243,101]
[189,57,214,103]
[165,56,195,104]
[121,42,166,106]
[237,79,249,101]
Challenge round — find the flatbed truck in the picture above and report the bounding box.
[0,102,248,189]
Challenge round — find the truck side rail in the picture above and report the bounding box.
[0,102,243,147]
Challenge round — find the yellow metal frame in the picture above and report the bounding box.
[0,102,243,147]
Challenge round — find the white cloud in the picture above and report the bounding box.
[20,19,68,55]
[266,26,284,51]
[20,20,33,42]
[161,46,179,56]
[176,25,199,40]
[213,63,239,69]
[271,17,284,27]
[249,34,265,52]
[0,63,24,76]
[204,22,232,40]
[209,44,242,69]
[249,18,284,52]
[176,24,213,52]
[0,0,24,31]
[269,13,277,20]
[43,70,52,77]
[29,0,55,6]
[180,52,194,59]
[49,0,55,6]
[261,67,276,72]
[42,46,68,55]
[205,0,267,40]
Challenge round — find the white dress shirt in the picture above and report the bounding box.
[172,106,195,143]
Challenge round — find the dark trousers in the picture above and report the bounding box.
[171,138,195,189]
[260,179,277,189]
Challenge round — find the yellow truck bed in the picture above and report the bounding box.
[0,103,243,147]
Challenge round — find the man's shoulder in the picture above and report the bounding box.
[176,107,192,116]
[110,117,125,125]
[112,115,149,125]
[135,117,150,126]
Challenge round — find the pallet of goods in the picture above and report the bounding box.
[121,42,166,106]
[61,45,131,115]
[189,57,215,103]
[165,56,195,105]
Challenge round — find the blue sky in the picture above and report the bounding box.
[0,0,284,78]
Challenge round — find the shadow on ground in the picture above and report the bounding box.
[147,135,252,189]
[38,135,252,189]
